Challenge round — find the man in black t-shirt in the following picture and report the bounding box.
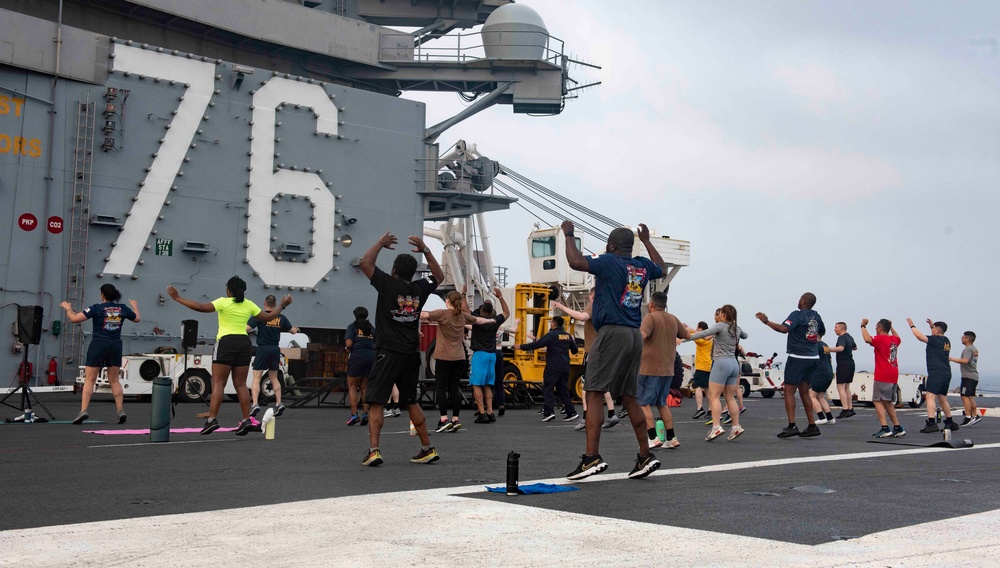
[359,231,444,467]
[907,317,959,433]
[518,316,580,422]
[830,322,858,418]
[470,288,510,423]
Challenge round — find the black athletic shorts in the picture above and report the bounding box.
[783,357,817,387]
[959,378,978,397]
[364,350,421,407]
[214,334,253,367]
[85,338,123,368]
[692,369,711,390]
[924,374,951,396]
[347,352,375,377]
[835,360,855,384]
[252,345,282,371]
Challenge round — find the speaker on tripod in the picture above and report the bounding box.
[17,305,43,345]
[1,305,52,421]
[181,319,198,349]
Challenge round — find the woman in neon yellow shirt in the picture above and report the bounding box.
[167,276,291,435]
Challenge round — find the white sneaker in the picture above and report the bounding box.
[665,437,680,449]
[648,437,664,449]
[815,417,828,425]
[705,426,725,441]
[393,408,401,417]
[827,417,836,424]
[383,409,393,417]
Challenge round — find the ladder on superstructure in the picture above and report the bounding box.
[60,101,95,381]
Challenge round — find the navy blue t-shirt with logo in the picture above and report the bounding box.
[925,335,952,381]
[248,314,292,347]
[346,322,377,355]
[783,309,825,358]
[84,302,137,341]
[587,253,663,330]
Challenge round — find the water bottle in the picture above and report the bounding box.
[935,407,942,424]
[506,451,520,495]
[655,419,666,442]
[943,428,951,442]
[23,408,33,422]
[409,420,416,436]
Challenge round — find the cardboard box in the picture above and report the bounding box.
[281,348,306,360]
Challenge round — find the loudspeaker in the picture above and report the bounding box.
[181,319,198,349]
[17,305,43,345]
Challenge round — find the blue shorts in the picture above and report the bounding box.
[708,357,740,387]
[85,338,123,368]
[252,346,282,371]
[783,357,817,386]
[470,351,496,386]
[637,374,671,407]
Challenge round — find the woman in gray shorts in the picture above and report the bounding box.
[686,305,748,442]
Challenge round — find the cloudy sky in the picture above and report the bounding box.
[406,1,999,386]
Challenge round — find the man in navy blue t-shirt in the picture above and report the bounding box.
[247,295,299,419]
[756,292,825,439]
[907,317,959,433]
[561,220,666,481]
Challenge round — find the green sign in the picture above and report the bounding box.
[155,238,173,256]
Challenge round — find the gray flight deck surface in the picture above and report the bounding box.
[2,394,997,546]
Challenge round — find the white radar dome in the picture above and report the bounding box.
[481,4,549,61]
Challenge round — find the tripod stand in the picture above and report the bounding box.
[0,345,54,421]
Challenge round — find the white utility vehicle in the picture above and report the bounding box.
[827,371,925,408]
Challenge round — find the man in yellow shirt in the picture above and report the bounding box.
[687,321,713,419]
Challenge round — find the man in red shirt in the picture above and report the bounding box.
[861,318,905,438]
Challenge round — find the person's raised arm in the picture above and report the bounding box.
[408,235,444,283]
[59,301,89,324]
[905,318,925,343]
[494,287,511,319]
[166,285,215,313]
[561,220,589,272]
[860,319,873,344]
[128,299,141,323]
[891,323,901,340]
[551,300,589,322]
[253,294,291,322]
[359,231,397,280]
[637,223,666,274]
[756,312,789,334]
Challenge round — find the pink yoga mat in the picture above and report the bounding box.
[84,427,238,435]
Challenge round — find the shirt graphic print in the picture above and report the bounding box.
[621,265,647,309]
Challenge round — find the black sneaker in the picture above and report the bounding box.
[362,449,383,467]
[200,418,220,435]
[474,414,490,424]
[563,413,580,422]
[360,412,369,426]
[116,410,127,425]
[960,417,972,426]
[777,425,800,438]
[628,453,661,479]
[892,425,906,437]
[72,410,89,425]
[692,408,706,420]
[235,418,255,436]
[798,424,821,438]
[566,454,608,480]
[541,414,556,422]
[946,421,960,431]
[411,447,440,464]
[844,409,856,418]
[274,403,286,417]
[920,421,940,433]
[497,406,505,416]
[249,405,261,418]
[435,420,453,433]
[487,413,496,423]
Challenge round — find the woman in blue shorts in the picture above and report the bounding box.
[61,284,140,425]
[345,306,376,426]
[686,305,747,442]
[168,276,291,435]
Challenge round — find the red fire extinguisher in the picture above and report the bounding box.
[47,356,59,385]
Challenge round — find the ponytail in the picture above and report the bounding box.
[446,291,463,317]
[226,276,247,303]
[353,306,373,336]
[719,304,738,337]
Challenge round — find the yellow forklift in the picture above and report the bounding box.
[500,283,586,404]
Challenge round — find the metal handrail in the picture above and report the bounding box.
[380,30,564,64]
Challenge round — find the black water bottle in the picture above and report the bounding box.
[506,451,520,496]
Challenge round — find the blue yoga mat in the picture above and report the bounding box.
[486,483,580,495]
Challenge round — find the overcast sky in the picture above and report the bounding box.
[405,1,999,386]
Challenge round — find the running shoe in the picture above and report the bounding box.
[541,414,556,422]
[250,405,261,418]
[827,417,837,425]
[274,403,286,417]
[574,419,587,431]
[487,413,496,423]
[648,437,664,449]
[411,447,440,464]
[628,453,661,479]
[360,412,369,426]
[71,410,89,425]
[474,414,490,424]
[691,408,707,420]
[434,420,453,433]
[393,408,401,417]
[960,417,972,426]
[843,409,856,418]
[249,417,262,432]
[665,437,681,449]
[200,418,220,435]
[777,425,800,438]
[969,415,983,426]
[617,409,629,419]
[920,421,940,433]
[872,426,892,438]
[727,425,745,441]
[235,418,255,436]
[449,420,462,432]
[563,413,580,422]
[739,406,747,415]
[383,408,394,418]
[602,415,620,429]
[836,409,854,419]
[722,414,733,425]
[566,454,608,480]
[705,426,725,441]
[798,424,821,438]
[498,406,505,416]
[891,425,906,437]
[116,410,127,425]
[946,420,960,431]
[362,449,383,466]
[815,417,828,425]
[346,413,360,426]
[704,417,714,426]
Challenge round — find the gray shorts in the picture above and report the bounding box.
[584,325,642,399]
[872,381,895,402]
